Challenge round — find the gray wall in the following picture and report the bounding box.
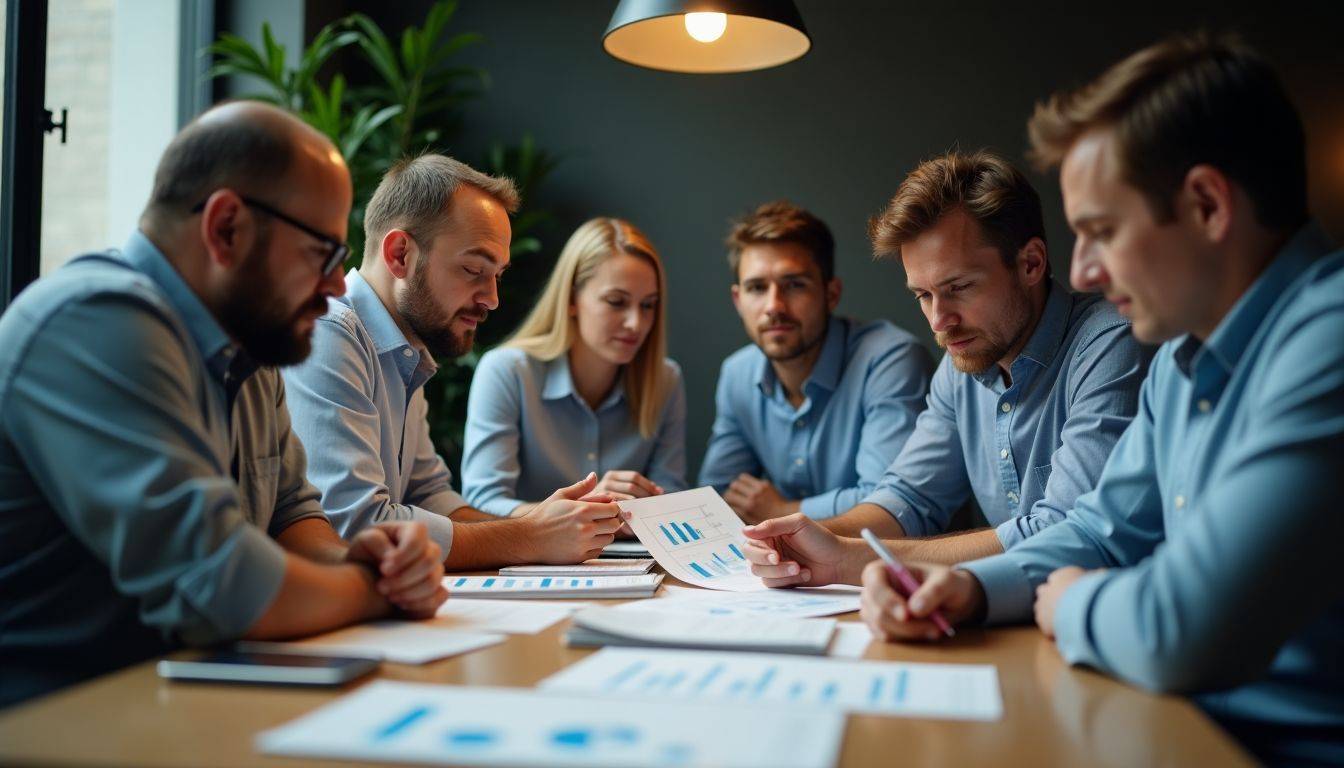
[330,0,1344,479]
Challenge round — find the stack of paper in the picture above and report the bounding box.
[444,573,663,599]
[598,540,651,559]
[499,559,656,577]
[541,647,1004,721]
[257,680,845,768]
[238,621,503,665]
[566,607,836,655]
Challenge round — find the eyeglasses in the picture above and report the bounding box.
[191,196,349,276]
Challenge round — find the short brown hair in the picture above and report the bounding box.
[362,153,520,262]
[1027,32,1307,232]
[868,150,1046,270]
[726,201,835,282]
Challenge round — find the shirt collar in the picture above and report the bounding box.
[541,353,625,408]
[756,316,847,397]
[344,270,437,388]
[1174,220,1334,379]
[972,279,1070,389]
[120,230,236,380]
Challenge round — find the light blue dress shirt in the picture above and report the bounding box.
[0,233,290,706]
[283,270,469,554]
[962,224,1344,765]
[863,281,1150,548]
[698,317,932,518]
[462,346,687,516]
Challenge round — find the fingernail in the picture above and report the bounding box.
[909,597,925,613]
[787,564,799,575]
[800,570,811,581]
[894,605,906,621]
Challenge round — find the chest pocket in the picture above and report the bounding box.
[1032,463,1053,495]
[239,455,281,529]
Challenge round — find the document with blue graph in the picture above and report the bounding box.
[257,680,845,768]
[618,486,763,591]
[541,647,1003,721]
[443,574,663,599]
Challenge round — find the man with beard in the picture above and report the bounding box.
[699,201,933,522]
[284,154,623,567]
[0,102,447,708]
[736,151,1151,588]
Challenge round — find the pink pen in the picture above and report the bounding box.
[860,528,955,637]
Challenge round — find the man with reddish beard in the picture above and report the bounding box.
[284,154,623,568]
[0,102,447,708]
[738,151,1151,587]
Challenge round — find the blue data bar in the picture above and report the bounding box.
[660,524,679,546]
[374,706,431,741]
[689,562,712,578]
[728,544,744,560]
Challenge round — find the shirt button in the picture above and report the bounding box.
[1000,448,1009,459]
[1175,495,1186,509]
[1197,399,1211,413]
[402,349,414,357]
[794,457,804,466]
[587,452,597,461]
[1007,491,1019,503]
[795,419,805,428]
[1001,402,1012,413]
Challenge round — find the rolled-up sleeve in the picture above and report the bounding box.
[861,356,972,536]
[995,323,1149,549]
[282,315,456,554]
[800,340,931,519]
[1,295,285,643]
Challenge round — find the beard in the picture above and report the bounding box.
[937,289,1032,375]
[218,231,328,367]
[396,266,485,359]
[756,312,827,363]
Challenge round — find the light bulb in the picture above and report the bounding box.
[684,12,727,43]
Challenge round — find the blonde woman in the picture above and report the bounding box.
[462,218,687,516]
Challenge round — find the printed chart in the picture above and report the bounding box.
[257,680,845,768]
[619,487,762,591]
[541,647,1003,721]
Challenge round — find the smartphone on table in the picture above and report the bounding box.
[157,650,379,687]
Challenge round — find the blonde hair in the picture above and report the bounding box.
[506,218,670,437]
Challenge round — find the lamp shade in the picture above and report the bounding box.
[603,0,811,74]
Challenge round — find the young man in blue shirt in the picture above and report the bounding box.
[860,35,1344,765]
[699,201,933,521]
[740,153,1150,575]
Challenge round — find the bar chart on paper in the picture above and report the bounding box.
[618,487,762,591]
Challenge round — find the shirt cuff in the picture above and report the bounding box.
[477,496,522,518]
[413,507,457,557]
[994,517,1026,551]
[860,488,927,536]
[799,490,840,519]
[958,553,1036,625]
[176,523,287,644]
[1051,569,1110,669]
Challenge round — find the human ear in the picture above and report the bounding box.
[1182,164,1233,243]
[381,230,416,280]
[199,190,247,268]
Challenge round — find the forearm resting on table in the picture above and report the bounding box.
[450,505,506,523]
[273,518,351,564]
[822,503,906,538]
[244,555,388,639]
[443,517,533,570]
[891,527,1004,566]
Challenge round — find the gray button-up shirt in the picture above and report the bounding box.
[863,281,1152,549]
[283,270,469,555]
[0,233,298,706]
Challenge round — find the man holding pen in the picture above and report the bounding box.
[861,35,1344,765]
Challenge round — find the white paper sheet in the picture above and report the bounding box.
[617,487,765,591]
[239,621,503,665]
[257,680,844,768]
[572,607,835,654]
[499,559,656,576]
[540,647,1003,721]
[444,574,661,599]
[828,622,873,659]
[619,584,860,618]
[433,599,578,635]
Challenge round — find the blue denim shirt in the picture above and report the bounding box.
[0,232,289,706]
[962,224,1344,765]
[864,281,1151,549]
[462,347,688,516]
[282,270,469,555]
[698,317,932,518]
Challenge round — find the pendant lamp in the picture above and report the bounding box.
[603,0,811,74]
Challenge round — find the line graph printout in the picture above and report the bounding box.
[541,648,1003,721]
[618,487,763,591]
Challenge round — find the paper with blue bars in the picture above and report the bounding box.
[257,680,845,768]
[618,487,764,591]
[541,647,1003,721]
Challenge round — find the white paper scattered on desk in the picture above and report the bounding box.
[500,559,656,576]
[257,680,845,768]
[571,607,836,654]
[541,647,1003,721]
[433,598,579,635]
[828,622,874,659]
[617,487,765,591]
[444,574,662,599]
[623,584,860,619]
[238,621,503,665]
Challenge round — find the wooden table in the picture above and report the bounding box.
[0,590,1255,767]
